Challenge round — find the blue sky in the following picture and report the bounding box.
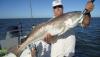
[0,0,99,18]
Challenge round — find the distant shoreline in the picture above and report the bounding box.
[0,17,99,19]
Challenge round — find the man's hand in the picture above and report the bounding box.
[82,0,94,28]
[85,0,94,12]
[31,48,36,57]
[43,33,55,44]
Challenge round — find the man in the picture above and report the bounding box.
[44,0,94,57]
[49,0,76,57]
[16,0,94,57]
[3,0,94,57]
[30,0,94,57]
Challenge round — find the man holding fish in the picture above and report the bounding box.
[3,0,94,57]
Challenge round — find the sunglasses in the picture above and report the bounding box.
[53,5,63,9]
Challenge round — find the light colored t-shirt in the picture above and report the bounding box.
[51,29,76,57]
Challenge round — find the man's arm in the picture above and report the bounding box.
[82,0,94,28]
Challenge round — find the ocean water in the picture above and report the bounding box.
[74,17,100,57]
[0,17,100,57]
